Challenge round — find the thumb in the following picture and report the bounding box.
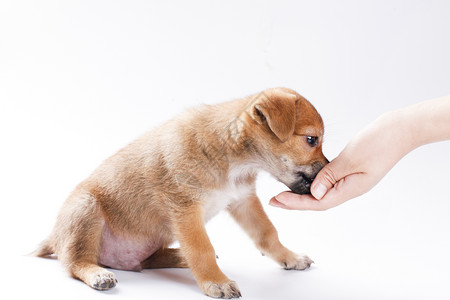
[310,158,345,200]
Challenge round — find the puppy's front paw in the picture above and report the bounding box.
[282,253,314,271]
[89,270,118,290]
[202,280,242,299]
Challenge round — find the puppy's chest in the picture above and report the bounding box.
[202,182,253,221]
[202,165,256,221]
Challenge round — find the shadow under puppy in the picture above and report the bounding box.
[34,87,328,298]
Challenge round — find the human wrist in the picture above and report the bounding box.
[379,109,417,158]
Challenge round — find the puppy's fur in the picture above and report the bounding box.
[34,88,328,298]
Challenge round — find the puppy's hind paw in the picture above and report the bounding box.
[90,271,118,291]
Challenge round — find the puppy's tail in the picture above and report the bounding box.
[30,238,55,258]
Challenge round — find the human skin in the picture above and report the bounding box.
[270,95,450,211]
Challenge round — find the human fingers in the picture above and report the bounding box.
[272,170,372,211]
[270,192,326,210]
[313,171,373,208]
[309,156,347,200]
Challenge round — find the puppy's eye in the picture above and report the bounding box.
[306,136,319,147]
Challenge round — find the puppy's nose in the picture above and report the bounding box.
[297,172,314,185]
[288,172,315,195]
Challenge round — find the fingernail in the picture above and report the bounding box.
[312,183,327,200]
[270,196,286,208]
[275,194,283,201]
[269,197,280,207]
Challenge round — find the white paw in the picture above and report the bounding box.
[89,270,118,290]
[202,280,242,299]
[282,254,314,270]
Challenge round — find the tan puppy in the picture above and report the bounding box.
[34,87,328,298]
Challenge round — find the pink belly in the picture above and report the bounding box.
[98,223,161,271]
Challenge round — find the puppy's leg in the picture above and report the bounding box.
[228,194,313,270]
[56,191,117,290]
[173,205,241,299]
[141,248,188,269]
[69,262,117,290]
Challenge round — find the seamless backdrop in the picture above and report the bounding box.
[1,1,450,299]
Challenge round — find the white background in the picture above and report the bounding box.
[1,1,450,299]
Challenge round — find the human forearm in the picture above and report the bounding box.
[399,95,450,151]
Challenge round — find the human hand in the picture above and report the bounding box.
[270,111,412,210]
[269,95,450,210]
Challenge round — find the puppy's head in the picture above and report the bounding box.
[246,87,328,194]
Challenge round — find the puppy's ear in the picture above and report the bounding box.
[250,88,297,142]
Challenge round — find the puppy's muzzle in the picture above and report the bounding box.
[289,173,315,195]
[289,161,328,195]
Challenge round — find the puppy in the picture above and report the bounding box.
[34,87,328,298]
